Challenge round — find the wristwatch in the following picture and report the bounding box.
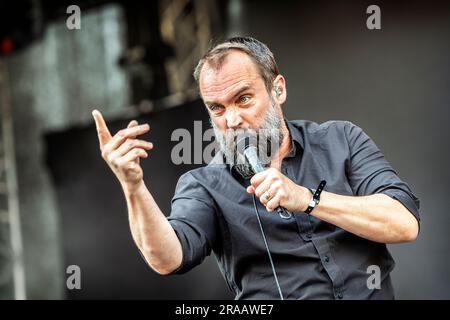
[305,180,327,214]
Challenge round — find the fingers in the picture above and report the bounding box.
[127,120,139,140]
[127,120,138,129]
[246,183,279,210]
[92,110,112,148]
[247,168,286,211]
[99,117,153,170]
[248,168,300,213]
[254,178,275,200]
[266,194,282,212]
[250,167,280,188]
[112,139,153,157]
[106,124,150,153]
[119,148,148,163]
[250,168,281,200]
[250,171,268,188]
[95,116,150,188]
[262,183,285,211]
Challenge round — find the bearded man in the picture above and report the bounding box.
[92,37,420,300]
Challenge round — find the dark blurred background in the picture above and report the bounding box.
[0,0,449,299]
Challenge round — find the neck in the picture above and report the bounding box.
[269,121,291,171]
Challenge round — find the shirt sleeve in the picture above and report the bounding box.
[167,171,218,274]
[344,122,421,224]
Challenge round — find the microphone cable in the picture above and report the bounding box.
[252,194,285,300]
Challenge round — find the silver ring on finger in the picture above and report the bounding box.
[264,189,272,201]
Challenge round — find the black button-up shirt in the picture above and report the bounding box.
[167,119,420,300]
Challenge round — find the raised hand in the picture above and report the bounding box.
[92,109,153,192]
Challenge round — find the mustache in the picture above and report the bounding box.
[210,109,284,171]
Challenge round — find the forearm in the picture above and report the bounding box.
[123,181,182,275]
[303,190,419,244]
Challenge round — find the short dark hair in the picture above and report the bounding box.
[193,37,280,92]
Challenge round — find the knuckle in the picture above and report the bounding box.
[255,188,263,198]
[117,161,126,170]
[110,158,118,168]
[107,154,114,164]
[272,181,281,189]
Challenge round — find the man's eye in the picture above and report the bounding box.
[239,95,251,104]
[209,105,222,112]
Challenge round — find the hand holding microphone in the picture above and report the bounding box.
[237,133,311,218]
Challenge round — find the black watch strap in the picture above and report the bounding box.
[305,180,327,214]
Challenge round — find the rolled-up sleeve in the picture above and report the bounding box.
[167,171,218,274]
[344,122,420,224]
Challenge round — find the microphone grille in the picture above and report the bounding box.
[236,132,258,155]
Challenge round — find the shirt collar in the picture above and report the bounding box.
[284,118,304,158]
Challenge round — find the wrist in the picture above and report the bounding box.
[296,185,311,212]
[122,179,146,197]
[304,180,327,214]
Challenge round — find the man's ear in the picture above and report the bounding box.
[272,75,286,105]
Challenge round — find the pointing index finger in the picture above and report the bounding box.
[92,109,112,147]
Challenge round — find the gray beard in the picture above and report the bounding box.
[210,98,285,178]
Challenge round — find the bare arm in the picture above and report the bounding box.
[304,190,419,244]
[248,168,419,244]
[123,180,182,275]
[92,110,182,275]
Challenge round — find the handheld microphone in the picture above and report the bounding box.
[237,133,293,219]
[236,132,289,300]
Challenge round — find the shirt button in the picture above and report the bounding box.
[324,256,330,263]
[337,293,343,299]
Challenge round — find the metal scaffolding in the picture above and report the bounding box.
[159,0,218,99]
[0,59,26,300]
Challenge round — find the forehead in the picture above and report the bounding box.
[199,50,264,102]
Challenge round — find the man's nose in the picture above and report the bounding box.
[225,108,243,129]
